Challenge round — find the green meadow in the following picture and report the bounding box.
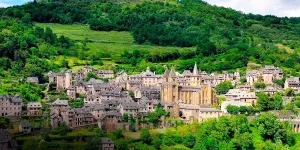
[36,23,194,59]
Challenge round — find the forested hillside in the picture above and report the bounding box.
[1,0,300,74]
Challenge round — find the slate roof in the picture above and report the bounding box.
[27,102,42,108]
[100,137,114,144]
[52,99,68,106]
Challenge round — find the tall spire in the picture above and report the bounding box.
[169,66,177,78]
[163,67,169,78]
[193,63,198,75]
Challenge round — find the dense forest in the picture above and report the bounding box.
[1,0,300,74]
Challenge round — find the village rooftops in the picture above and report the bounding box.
[97,70,114,74]
[121,102,140,110]
[0,95,23,103]
[87,78,104,84]
[51,99,69,106]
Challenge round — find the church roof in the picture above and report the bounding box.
[169,66,177,78]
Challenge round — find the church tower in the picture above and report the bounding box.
[193,63,198,75]
[161,66,179,103]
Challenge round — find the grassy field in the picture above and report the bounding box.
[36,23,195,60]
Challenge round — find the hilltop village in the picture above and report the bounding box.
[2,64,300,149]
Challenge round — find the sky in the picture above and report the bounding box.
[203,0,300,17]
[1,0,300,17]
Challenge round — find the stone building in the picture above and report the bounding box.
[285,77,300,94]
[25,102,42,116]
[198,108,223,122]
[0,95,23,117]
[19,121,32,133]
[48,70,72,90]
[98,112,122,132]
[161,66,216,118]
[246,66,283,86]
[225,89,256,105]
[100,137,115,150]
[97,70,114,79]
[61,106,97,128]
[128,67,162,87]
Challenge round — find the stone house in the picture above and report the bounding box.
[263,86,277,95]
[25,102,42,116]
[285,77,300,94]
[98,112,122,132]
[0,95,23,117]
[50,99,69,128]
[97,70,114,79]
[61,106,97,128]
[260,66,283,84]
[19,121,32,133]
[118,102,140,118]
[246,70,260,86]
[128,67,162,87]
[67,87,76,99]
[49,70,72,90]
[225,89,256,105]
[100,137,115,150]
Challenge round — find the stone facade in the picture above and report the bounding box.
[0,95,23,117]
[25,102,42,116]
[285,77,300,94]
[198,108,223,122]
[97,70,114,79]
[161,66,216,117]
[100,137,115,150]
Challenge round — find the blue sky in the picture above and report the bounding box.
[1,0,300,17]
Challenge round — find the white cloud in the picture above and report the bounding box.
[203,0,300,17]
[0,2,9,8]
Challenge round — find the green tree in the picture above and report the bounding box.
[193,142,207,150]
[140,128,152,144]
[285,88,294,96]
[183,134,196,148]
[273,94,283,110]
[254,82,266,89]
[117,140,129,150]
[257,92,273,111]
[252,113,295,145]
[226,105,239,115]
[215,81,234,94]
[152,139,162,150]
[22,13,32,24]
[85,137,101,150]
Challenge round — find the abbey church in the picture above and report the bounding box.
[161,64,216,118]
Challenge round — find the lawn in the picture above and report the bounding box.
[35,23,195,60]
